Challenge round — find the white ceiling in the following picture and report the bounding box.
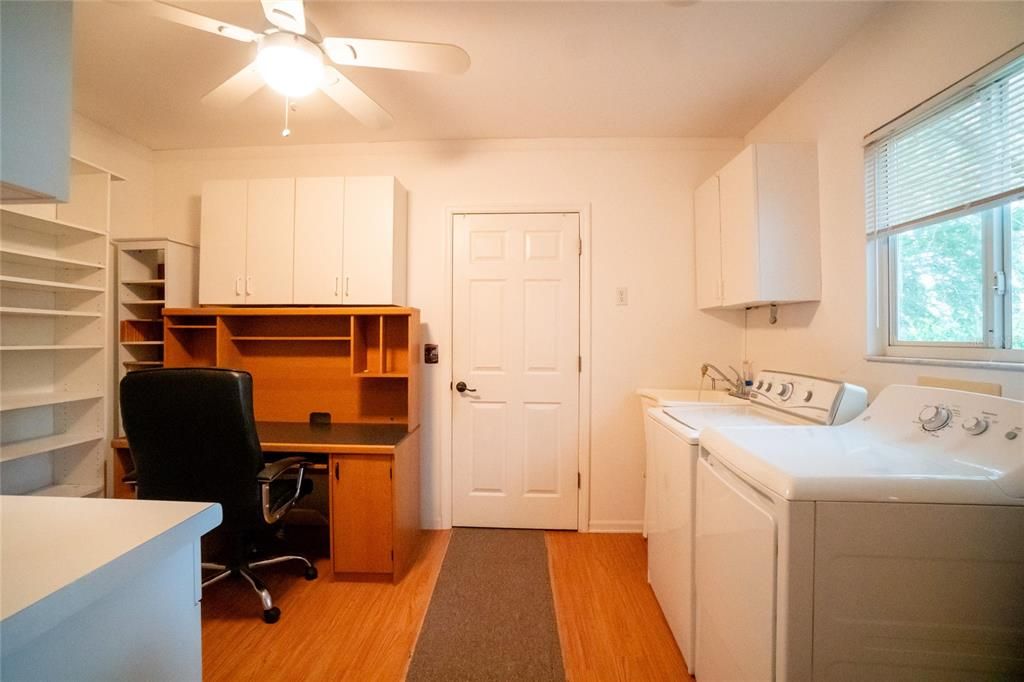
[72,1,881,150]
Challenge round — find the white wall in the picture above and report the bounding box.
[150,138,745,529]
[741,1,1024,399]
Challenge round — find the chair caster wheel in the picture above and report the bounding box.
[304,566,318,581]
[263,607,281,624]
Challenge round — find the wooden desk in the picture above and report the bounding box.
[110,421,421,580]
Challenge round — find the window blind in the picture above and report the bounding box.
[865,55,1024,238]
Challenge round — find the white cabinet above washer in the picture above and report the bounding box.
[694,143,821,310]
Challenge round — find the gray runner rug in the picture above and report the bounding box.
[406,528,566,681]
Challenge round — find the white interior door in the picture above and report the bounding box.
[452,212,580,529]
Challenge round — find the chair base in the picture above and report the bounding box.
[202,555,317,623]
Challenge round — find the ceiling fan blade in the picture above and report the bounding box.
[319,67,393,129]
[108,1,259,42]
[260,0,306,35]
[322,37,470,75]
[201,63,265,108]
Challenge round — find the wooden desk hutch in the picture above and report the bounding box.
[112,306,421,580]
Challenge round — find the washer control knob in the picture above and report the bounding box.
[765,382,773,392]
[803,390,814,403]
[756,380,764,390]
[919,405,952,432]
[961,417,989,436]
[777,383,793,399]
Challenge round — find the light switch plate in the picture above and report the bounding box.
[616,287,628,306]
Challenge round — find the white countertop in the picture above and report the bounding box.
[1,496,221,646]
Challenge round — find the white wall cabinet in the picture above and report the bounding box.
[200,176,406,305]
[694,143,820,309]
[0,1,72,203]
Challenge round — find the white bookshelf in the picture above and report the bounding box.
[0,157,120,498]
[114,238,197,436]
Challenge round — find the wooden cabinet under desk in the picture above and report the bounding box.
[113,306,421,580]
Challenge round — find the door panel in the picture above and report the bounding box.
[245,178,294,304]
[694,175,723,309]
[199,180,247,304]
[330,454,393,574]
[343,176,394,304]
[294,176,344,304]
[647,419,697,670]
[695,456,777,680]
[452,212,580,529]
[718,146,759,306]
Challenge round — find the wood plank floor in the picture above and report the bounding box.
[201,530,451,681]
[201,530,691,681]
[546,532,693,681]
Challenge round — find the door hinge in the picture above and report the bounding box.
[389,466,393,480]
[578,355,582,373]
[577,472,581,489]
[578,238,582,256]
[390,549,394,562]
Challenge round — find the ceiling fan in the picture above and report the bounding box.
[113,0,471,129]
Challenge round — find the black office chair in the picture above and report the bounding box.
[120,367,317,623]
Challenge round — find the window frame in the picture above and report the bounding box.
[877,199,1024,363]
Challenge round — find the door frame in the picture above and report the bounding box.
[442,204,593,531]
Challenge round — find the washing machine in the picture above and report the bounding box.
[696,384,1024,680]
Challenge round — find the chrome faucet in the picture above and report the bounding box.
[701,363,747,397]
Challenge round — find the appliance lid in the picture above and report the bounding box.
[662,404,801,432]
[699,385,1024,506]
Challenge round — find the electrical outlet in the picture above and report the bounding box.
[616,287,629,306]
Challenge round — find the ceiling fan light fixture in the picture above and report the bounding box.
[255,32,324,98]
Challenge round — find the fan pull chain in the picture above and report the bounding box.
[282,96,291,137]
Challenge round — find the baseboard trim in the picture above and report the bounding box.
[587,520,643,533]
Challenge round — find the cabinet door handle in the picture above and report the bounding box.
[235,276,242,296]
[246,276,253,295]
[334,276,340,296]
[344,276,350,298]
[334,462,340,480]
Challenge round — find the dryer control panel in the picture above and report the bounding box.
[749,370,868,425]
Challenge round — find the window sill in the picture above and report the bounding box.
[865,355,1024,372]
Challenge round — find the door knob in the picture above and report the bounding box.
[455,381,477,393]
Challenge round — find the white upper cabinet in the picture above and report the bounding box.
[199,180,247,304]
[200,176,407,305]
[0,1,72,203]
[245,178,294,304]
[694,175,723,309]
[695,143,820,309]
[342,176,407,306]
[294,177,345,304]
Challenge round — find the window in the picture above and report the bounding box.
[866,50,1024,363]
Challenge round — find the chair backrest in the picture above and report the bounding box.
[120,368,265,529]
